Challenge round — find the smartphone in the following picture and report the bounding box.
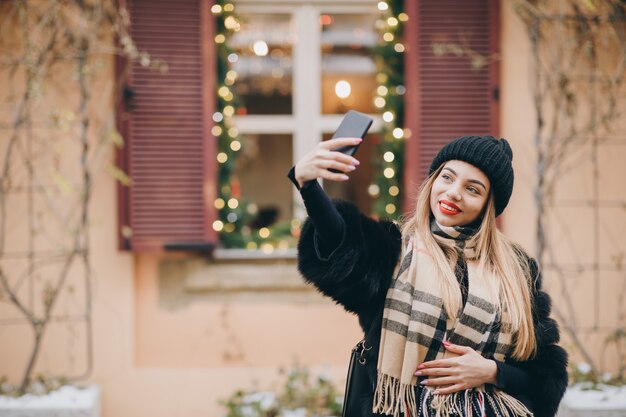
[329,110,373,172]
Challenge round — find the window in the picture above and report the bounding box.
[231,1,382,227]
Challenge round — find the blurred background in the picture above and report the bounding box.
[0,0,625,416]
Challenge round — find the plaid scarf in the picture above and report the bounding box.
[373,220,532,417]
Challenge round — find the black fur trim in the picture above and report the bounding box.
[297,199,402,331]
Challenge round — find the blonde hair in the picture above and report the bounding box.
[400,165,536,360]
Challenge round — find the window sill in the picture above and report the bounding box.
[212,247,297,261]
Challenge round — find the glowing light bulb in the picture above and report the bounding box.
[335,80,352,98]
[383,111,394,122]
[368,184,380,196]
[253,40,269,56]
[384,152,395,162]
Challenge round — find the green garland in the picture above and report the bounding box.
[371,0,406,220]
[212,2,299,251]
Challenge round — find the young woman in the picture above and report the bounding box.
[287,135,568,417]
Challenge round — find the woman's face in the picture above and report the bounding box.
[429,160,491,227]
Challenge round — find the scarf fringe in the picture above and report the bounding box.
[373,373,533,417]
[373,373,418,417]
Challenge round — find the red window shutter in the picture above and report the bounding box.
[403,0,500,205]
[117,0,217,251]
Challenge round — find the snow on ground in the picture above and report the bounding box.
[0,385,100,417]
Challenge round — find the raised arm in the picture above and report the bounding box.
[288,137,403,327]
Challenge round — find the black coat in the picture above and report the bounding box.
[297,199,569,417]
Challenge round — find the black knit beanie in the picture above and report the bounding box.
[429,135,514,217]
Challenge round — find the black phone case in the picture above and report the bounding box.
[331,110,373,155]
[329,110,373,172]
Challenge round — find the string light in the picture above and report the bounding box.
[226,70,237,82]
[227,198,238,209]
[374,97,386,108]
[389,186,400,196]
[383,32,394,42]
[383,111,394,122]
[247,241,258,250]
[261,243,274,254]
[223,105,235,117]
[377,1,388,11]
[230,140,241,151]
[228,127,239,137]
[212,112,224,123]
[213,220,224,231]
[385,204,396,214]
[224,16,239,30]
[218,86,230,97]
[212,126,223,136]
[398,12,409,22]
[215,34,226,44]
[290,219,301,228]
[384,151,395,162]
[377,85,388,96]
[211,4,222,14]
[394,43,405,53]
[392,128,404,139]
[384,167,395,178]
[387,17,398,26]
[224,223,235,232]
[259,227,270,238]
[368,184,380,196]
[214,198,225,209]
[227,212,238,222]
[247,203,258,214]
[217,152,228,163]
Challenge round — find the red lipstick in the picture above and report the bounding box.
[439,199,462,215]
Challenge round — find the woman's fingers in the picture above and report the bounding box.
[318,137,363,152]
[415,367,457,377]
[314,148,360,167]
[318,170,350,182]
[433,383,466,395]
[318,159,356,174]
[420,376,458,387]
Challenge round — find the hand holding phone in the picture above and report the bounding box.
[292,111,372,186]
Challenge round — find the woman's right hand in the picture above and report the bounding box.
[294,137,362,188]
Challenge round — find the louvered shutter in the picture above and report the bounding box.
[117,0,217,251]
[403,0,499,205]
